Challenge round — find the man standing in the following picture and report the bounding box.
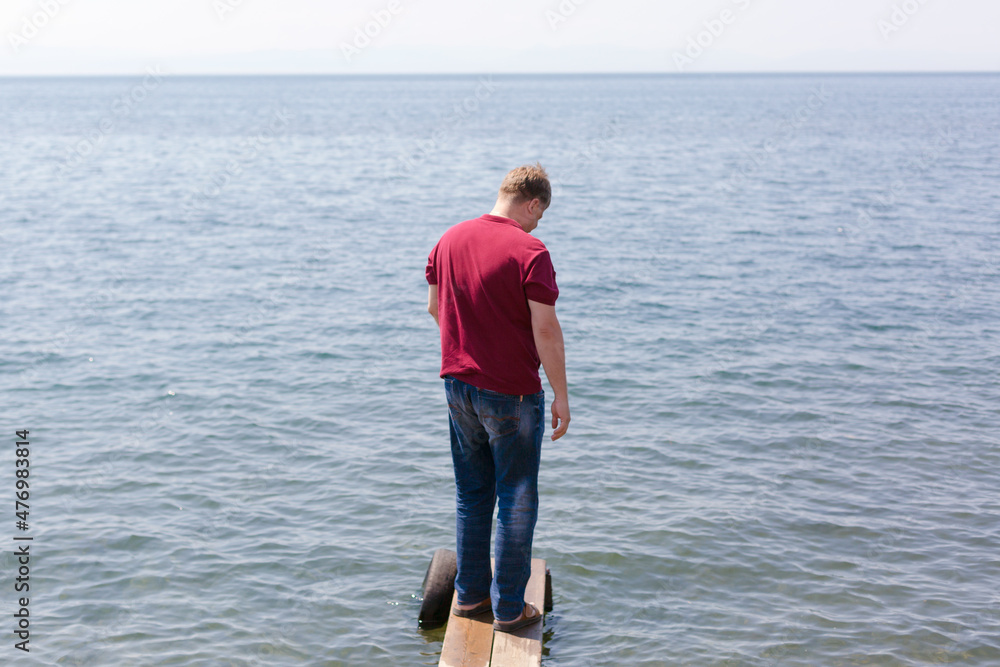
[425,164,570,633]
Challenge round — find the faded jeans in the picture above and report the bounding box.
[444,374,545,622]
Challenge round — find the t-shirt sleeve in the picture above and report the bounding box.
[523,250,559,306]
[425,245,438,285]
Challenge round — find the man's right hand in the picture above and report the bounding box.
[550,396,570,441]
[528,299,570,441]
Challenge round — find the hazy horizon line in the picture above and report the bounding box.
[1,69,998,79]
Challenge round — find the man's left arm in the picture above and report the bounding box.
[427,284,439,328]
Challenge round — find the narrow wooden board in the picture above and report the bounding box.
[437,558,547,667]
[488,558,546,667]
[438,590,494,667]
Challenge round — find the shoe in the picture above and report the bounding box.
[452,598,492,618]
[492,602,542,633]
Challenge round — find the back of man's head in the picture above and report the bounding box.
[498,163,551,209]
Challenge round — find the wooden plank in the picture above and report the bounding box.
[488,558,546,667]
[438,589,495,667]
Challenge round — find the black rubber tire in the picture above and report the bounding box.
[545,568,553,612]
[418,549,457,629]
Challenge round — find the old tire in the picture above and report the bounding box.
[418,549,457,629]
[545,568,553,612]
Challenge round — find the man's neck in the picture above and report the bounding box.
[489,203,527,231]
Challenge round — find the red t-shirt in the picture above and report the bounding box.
[426,214,559,395]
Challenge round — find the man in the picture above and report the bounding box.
[425,163,570,633]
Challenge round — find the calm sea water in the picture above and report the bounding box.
[1,73,999,666]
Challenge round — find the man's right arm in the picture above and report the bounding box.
[528,299,570,441]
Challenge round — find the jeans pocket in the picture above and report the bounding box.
[445,378,460,419]
[477,394,521,437]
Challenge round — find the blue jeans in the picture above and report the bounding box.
[444,375,545,622]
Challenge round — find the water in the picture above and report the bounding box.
[1,73,999,665]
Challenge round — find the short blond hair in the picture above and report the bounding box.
[498,163,551,208]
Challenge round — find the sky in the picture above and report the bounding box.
[1,0,998,76]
